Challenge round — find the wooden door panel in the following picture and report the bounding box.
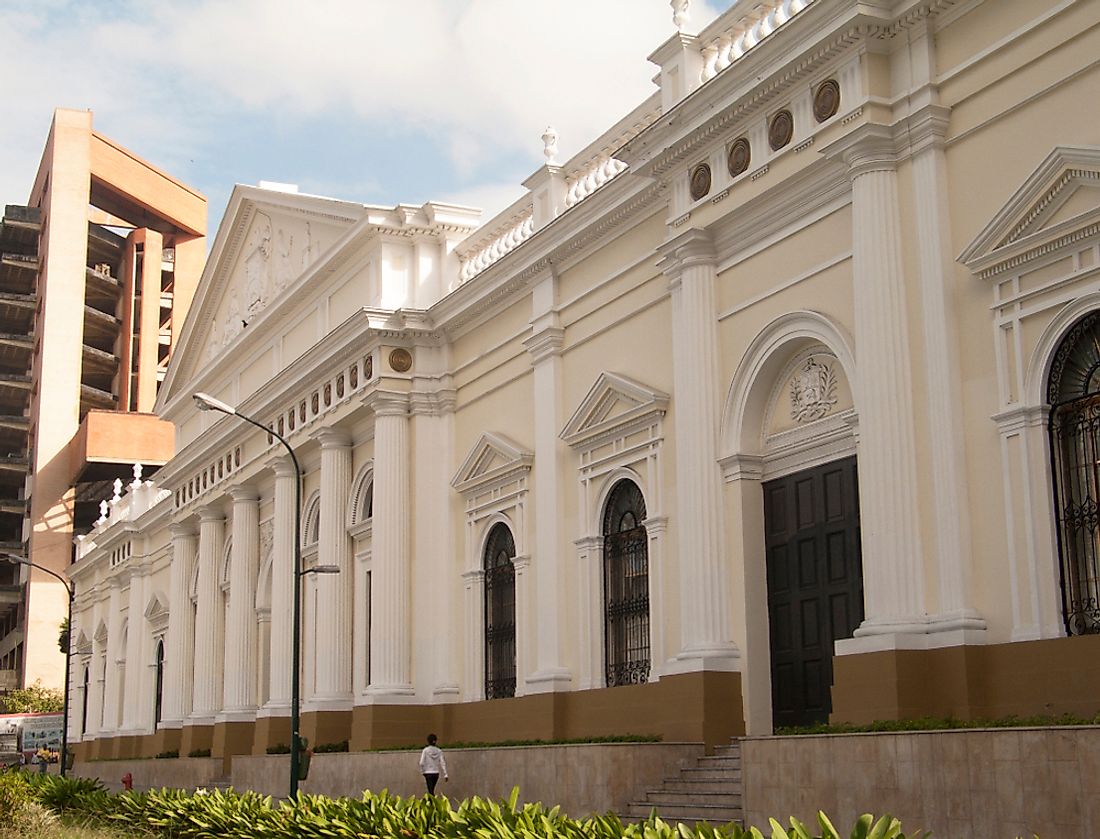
[764,456,862,728]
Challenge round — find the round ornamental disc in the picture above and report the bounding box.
[769,110,794,150]
[364,355,374,380]
[388,348,413,373]
[727,138,751,177]
[689,163,712,201]
[813,79,841,123]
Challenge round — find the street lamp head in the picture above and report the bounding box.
[304,565,341,575]
[193,392,238,415]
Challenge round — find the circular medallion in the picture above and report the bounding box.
[769,110,794,151]
[689,163,712,201]
[389,348,413,373]
[364,354,374,380]
[813,79,840,123]
[727,137,751,177]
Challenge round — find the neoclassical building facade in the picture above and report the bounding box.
[69,0,1100,764]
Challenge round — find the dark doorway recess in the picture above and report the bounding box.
[763,455,862,728]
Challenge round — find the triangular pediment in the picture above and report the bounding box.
[93,620,108,643]
[157,185,368,409]
[75,630,92,656]
[960,146,1100,276]
[452,432,533,494]
[561,372,669,448]
[144,591,169,623]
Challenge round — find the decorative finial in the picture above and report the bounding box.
[542,126,559,165]
[131,462,143,488]
[671,0,690,30]
[111,478,123,503]
[97,500,109,524]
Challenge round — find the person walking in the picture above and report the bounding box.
[418,733,448,795]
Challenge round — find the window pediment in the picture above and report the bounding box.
[144,592,170,633]
[960,145,1100,279]
[561,372,669,450]
[452,432,533,496]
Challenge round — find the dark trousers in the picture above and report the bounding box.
[424,772,439,794]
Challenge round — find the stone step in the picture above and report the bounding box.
[625,801,743,825]
[639,789,743,807]
[696,755,741,768]
[679,766,741,780]
[655,778,742,794]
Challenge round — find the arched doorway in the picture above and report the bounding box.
[602,479,650,687]
[1048,310,1100,636]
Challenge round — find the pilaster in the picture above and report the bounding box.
[263,456,297,713]
[100,577,124,734]
[121,568,147,732]
[657,227,739,670]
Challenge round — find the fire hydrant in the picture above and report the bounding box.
[121,772,133,791]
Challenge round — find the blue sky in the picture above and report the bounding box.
[2,0,720,234]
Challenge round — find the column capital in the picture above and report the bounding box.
[905,104,951,156]
[267,453,298,479]
[169,522,197,539]
[821,122,899,180]
[228,484,260,504]
[523,325,565,363]
[656,227,717,281]
[196,504,224,523]
[310,426,353,449]
[364,389,410,418]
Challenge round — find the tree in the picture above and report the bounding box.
[58,617,69,654]
[1,680,63,713]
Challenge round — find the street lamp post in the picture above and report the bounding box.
[2,553,74,777]
[192,392,338,800]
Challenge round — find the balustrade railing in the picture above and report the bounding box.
[699,0,815,83]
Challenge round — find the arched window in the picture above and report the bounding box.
[153,639,165,725]
[1049,310,1100,635]
[483,523,516,699]
[80,665,89,736]
[602,479,650,686]
[303,494,321,546]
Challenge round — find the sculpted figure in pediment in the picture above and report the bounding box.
[224,293,243,347]
[274,228,295,295]
[244,213,273,319]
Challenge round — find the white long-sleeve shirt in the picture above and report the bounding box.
[418,745,447,776]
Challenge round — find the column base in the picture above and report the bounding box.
[300,709,353,751]
[831,634,1100,724]
[524,668,573,694]
[149,726,182,757]
[252,712,291,755]
[180,721,215,758]
[212,719,257,776]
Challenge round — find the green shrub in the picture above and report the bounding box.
[18,775,934,839]
[155,750,179,759]
[313,740,349,753]
[777,711,1100,735]
[265,743,290,754]
[0,771,32,823]
[186,748,211,758]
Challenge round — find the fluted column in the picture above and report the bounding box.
[266,457,297,710]
[163,523,197,726]
[121,569,147,730]
[311,428,354,704]
[368,392,413,694]
[910,107,985,633]
[224,486,260,712]
[658,228,739,668]
[831,126,925,632]
[192,506,224,719]
[101,579,124,732]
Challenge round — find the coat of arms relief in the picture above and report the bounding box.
[789,356,838,423]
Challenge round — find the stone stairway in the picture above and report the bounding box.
[624,740,743,826]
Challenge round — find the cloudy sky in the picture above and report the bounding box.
[2,0,721,234]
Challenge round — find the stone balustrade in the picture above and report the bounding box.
[699,0,815,83]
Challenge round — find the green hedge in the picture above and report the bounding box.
[777,711,1100,735]
[17,773,929,839]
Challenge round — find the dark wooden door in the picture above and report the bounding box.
[763,456,862,728]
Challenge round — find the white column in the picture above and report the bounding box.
[910,106,985,634]
[191,506,224,719]
[311,428,354,705]
[265,457,297,711]
[121,569,146,731]
[224,486,260,713]
[163,524,197,727]
[367,392,413,695]
[830,126,926,635]
[523,271,572,691]
[100,579,124,733]
[658,228,739,669]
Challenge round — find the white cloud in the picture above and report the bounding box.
[0,0,723,212]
